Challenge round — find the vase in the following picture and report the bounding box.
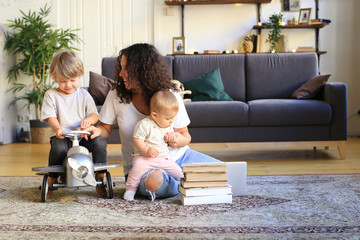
[30,120,54,144]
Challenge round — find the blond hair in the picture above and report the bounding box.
[150,90,179,114]
[49,50,84,80]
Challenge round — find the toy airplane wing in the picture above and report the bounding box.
[32,165,65,173]
[94,163,121,172]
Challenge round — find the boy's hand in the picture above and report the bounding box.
[55,128,65,139]
[146,147,159,158]
[164,132,180,148]
[80,119,92,130]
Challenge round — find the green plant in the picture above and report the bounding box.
[4,4,81,120]
[265,12,284,53]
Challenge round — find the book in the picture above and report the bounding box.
[180,179,228,188]
[181,193,232,205]
[178,184,232,197]
[311,18,331,24]
[251,34,257,53]
[204,50,220,54]
[256,34,266,53]
[184,171,227,181]
[182,162,227,173]
[296,47,315,52]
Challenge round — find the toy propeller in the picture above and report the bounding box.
[68,158,97,186]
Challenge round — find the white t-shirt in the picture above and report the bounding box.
[41,88,98,132]
[132,116,174,158]
[99,89,190,175]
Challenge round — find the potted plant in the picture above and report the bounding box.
[265,13,284,53]
[4,4,81,143]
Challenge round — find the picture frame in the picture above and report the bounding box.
[172,37,185,54]
[298,8,311,24]
[282,0,301,12]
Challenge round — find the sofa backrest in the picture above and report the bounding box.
[101,56,173,80]
[245,53,319,101]
[173,54,246,101]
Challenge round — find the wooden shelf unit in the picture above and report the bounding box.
[164,0,328,57]
[165,0,271,5]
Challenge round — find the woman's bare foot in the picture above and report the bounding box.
[145,170,163,192]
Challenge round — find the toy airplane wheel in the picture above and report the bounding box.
[105,171,114,199]
[41,175,49,202]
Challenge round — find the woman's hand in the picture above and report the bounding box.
[84,125,100,140]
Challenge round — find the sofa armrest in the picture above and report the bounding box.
[323,82,347,140]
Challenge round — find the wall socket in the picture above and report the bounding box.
[17,115,30,122]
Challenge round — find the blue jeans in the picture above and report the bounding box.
[137,148,220,200]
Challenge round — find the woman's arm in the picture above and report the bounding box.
[85,121,114,140]
[165,126,191,149]
[80,113,99,130]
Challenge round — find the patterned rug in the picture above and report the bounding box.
[0,174,359,239]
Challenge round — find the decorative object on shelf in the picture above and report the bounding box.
[173,37,186,54]
[298,8,311,24]
[282,0,300,12]
[242,35,254,53]
[265,12,284,53]
[287,17,298,25]
[4,4,81,121]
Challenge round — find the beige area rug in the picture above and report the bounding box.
[0,174,359,239]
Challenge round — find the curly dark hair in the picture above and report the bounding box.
[113,43,176,104]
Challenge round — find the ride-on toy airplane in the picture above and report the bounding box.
[32,131,121,202]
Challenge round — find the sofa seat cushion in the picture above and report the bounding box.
[248,99,332,126]
[185,101,249,127]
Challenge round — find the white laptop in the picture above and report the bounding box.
[226,161,247,196]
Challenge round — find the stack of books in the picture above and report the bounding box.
[179,162,232,205]
[311,18,331,25]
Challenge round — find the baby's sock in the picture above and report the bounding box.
[123,190,136,201]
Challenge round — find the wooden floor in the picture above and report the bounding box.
[1,137,360,177]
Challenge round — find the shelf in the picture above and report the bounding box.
[167,51,327,56]
[165,0,271,5]
[253,23,328,30]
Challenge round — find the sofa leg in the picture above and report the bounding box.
[337,141,346,159]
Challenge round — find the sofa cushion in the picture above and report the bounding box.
[246,53,319,100]
[291,74,331,99]
[183,68,233,101]
[89,71,115,105]
[248,99,332,126]
[185,101,249,127]
[174,54,246,101]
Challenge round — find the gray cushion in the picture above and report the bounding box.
[248,99,332,126]
[174,54,246,101]
[246,53,319,100]
[185,101,249,127]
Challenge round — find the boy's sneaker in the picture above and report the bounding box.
[123,190,136,201]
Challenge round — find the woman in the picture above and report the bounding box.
[86,43,219,200]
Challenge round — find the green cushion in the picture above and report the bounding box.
[183,68,233,101]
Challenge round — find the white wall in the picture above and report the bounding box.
[1,0,359,139]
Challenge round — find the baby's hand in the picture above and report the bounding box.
[146,147,159,158]
[164,132,178,143]
[55,128,65,139]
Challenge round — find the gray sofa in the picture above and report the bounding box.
[98,53,347,158]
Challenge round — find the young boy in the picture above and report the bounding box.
[41,50,107,198]
[123,90,183,201]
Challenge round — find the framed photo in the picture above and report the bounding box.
[173,37,185,54]
[282,0,301,12]
[298,8,311,24]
